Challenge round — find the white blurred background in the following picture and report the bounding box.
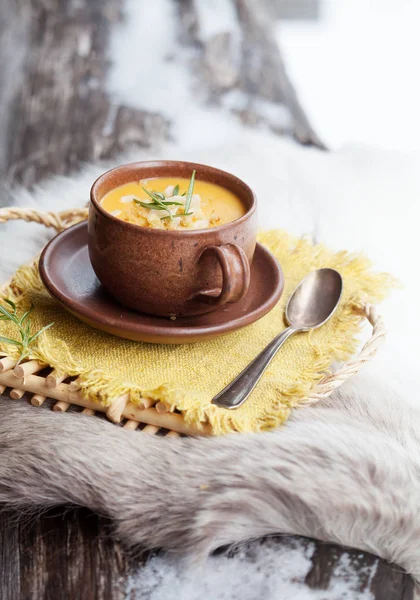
[276,0,420,153]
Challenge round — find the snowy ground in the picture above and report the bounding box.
[125,538,377,600]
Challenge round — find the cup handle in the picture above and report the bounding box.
[197,244,251,305]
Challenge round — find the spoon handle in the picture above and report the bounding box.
[211,326,298,409]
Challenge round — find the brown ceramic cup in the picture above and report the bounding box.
[89,161,258,317]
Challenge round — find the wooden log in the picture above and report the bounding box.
[46,370,68,388]
[122,402,211,436]
[81,408,95,416]
[14,360,46,378]
[10,388,24,400]
[155,401,169,414]
[0,357,17,373]
[68,379,82,392]
[0,371,211,435]
[0,371,93,407]
[106,394,129,424]
[53,401,70,412]
[142,424,159,435]
[123,420,139,431]
[138,397,157,410]
[31,394,46,407]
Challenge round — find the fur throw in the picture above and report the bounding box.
[0,377,419,582]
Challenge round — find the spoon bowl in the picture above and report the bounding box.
[286,268,343,330]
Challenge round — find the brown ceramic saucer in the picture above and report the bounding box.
[39,221,284,344]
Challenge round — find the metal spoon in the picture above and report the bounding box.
[211,268,343,409]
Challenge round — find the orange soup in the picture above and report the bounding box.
[100,175,246,231]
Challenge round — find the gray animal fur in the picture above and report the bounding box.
[1,375,419,582]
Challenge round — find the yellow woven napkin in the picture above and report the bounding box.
[0,230,393,435]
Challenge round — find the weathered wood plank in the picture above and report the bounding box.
[177,0,326,146]
[305,542,342,589]
[1,0,169,188]
[0,507,138,600]
[234,0,324,145]
[1,0,324,189]
[306,542,415,599]
[0,510,21,600]
[18,508,138,600]
[371,557,415,600]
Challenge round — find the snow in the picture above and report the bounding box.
[221,89,292,130]
[193,0,240,41]
[123,538,376,600]
[108,0,192,120]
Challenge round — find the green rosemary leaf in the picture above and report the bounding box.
[136,200,184,210]
[142,187,172,220]
[142,187,159,202]
[5,298,16,312]
[28,322,54,344]
[135,200,153,207]
[181,192,187,196]
[0,335,22,347]
[0,300,54,362]
[16,348,30,367]
[0,306,12,318]
[136,201,166,211]
[24,321,31,344]
[173,185,179,196]
[150,201,184,207]
[142,188,169,208]
[184,170,196,215]
[0,304,19,325]
[151,192,165,203]
[19,304,34,326]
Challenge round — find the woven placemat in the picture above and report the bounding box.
[0,207,387,436]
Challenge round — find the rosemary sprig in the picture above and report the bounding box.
[134,171,197,221]
[136,201,184,211]
[135,188,184,221]
[183,169,196,216]
[0,299,54,365]
[141,188,171,208]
